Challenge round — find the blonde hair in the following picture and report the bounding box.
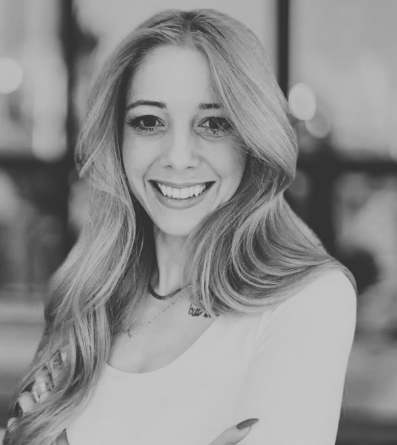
[8,9,355,444]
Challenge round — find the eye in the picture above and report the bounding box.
[198,117,233,137]
[125,115,165,134]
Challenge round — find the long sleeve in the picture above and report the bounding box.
[232,270,357,445]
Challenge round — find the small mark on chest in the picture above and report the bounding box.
[188,303,210,318]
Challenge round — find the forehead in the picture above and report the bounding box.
[128,45,219,105]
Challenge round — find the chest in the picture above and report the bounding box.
[108,299,216,373]
[67,318,249,445]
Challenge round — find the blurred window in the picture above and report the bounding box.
[73,0,277,123]
[290,0,397,160]
[287,0,397,429]
[0,164,67,298]
[76,0,276,59]
[334,173,397,423]
[0,0,69,299]
[0,0,67,161]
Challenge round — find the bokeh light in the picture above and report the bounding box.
[305,107,331,139]
[0,58,23,94]
[288,82,316,121]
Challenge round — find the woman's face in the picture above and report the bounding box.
[122,45,246,237]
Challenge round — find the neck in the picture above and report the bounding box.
[152,227,187,295]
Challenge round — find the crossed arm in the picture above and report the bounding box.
[231,270,357,445]
[4,271,356,445]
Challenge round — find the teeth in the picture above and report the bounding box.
[156,182,208,199]
[180,188,189,199]
[172,189,180,199]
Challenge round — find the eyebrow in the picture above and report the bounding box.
[126,100,166,110]
[198,103,222,110]
[125,100,222,111]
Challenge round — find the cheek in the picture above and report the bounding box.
[122,148,138,188]
[121,139,153,188]
[220,146,247,187]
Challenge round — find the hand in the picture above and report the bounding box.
[208,418,259,445]
[6,351,66,430]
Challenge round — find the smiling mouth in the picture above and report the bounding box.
[150,181,215,200]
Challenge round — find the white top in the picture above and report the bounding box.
[66,270,356,445]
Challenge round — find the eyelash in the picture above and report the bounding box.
[199,117,233,136]
[125,115,233,137]
[126,115,164,134]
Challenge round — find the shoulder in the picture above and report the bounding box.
[278,269,356,318]
[256,269,357,344]
[305,268,355,296]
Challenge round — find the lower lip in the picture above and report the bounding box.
[150,183,213,210]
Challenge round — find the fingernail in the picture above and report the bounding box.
[14,401,23,417]
[52,358,62,369]
[21,381,34,393]
[236,418,259,430]
[52,352,64,369]
[36,373,53,389]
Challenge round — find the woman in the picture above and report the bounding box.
[4,9,356,445]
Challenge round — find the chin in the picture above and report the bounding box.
[155,219,202,238]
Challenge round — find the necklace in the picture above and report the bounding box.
[126,290,184,338]
[148,282,182,300]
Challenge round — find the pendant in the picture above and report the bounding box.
[188,303,210,318]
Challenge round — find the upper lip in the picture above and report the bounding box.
[150,180,214,189]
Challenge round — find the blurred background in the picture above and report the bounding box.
[0,0,396,443]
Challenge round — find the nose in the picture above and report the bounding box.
[160,127,200,170]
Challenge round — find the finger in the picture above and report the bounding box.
[3,429,11,445]
[208,419,259,445]
[55,430,70,445]
[33,371,54,402]
[208,425,250,445]
[7,417,17,429]
[16,392,36,415]
[48,351,67,385]
[50,351,66,371]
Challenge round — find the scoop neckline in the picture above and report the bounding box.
[104,315,222,379]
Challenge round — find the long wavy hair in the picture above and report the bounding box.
[7,9,355,444]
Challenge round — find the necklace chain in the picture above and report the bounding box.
[126,291,184,338]
[148,282,182,300]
